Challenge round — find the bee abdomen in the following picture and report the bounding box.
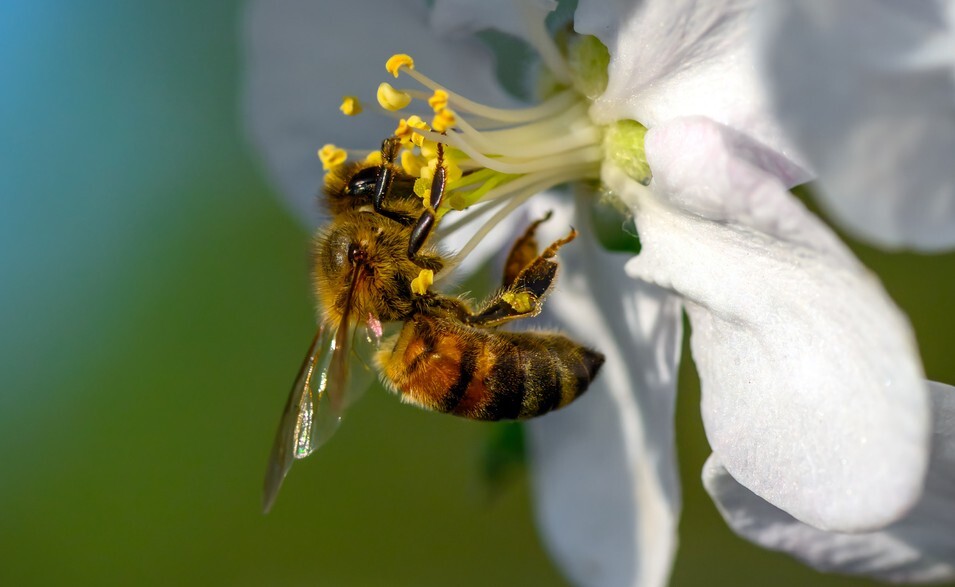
[498,332,604,419]
[377,315,603,421]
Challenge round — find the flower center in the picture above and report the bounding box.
[322,32,649,264]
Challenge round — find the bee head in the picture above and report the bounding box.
[314,211,419,324]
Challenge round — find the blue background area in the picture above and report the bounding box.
[1,3,953,586]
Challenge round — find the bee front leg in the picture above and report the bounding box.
[373,137,415,226]
[408,142,448,266]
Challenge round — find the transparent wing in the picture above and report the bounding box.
[262,322,352,513]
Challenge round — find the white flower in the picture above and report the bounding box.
[753,0,955,251]
[243,0,955,585]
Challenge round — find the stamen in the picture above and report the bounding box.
[451,105,601,158]
[386,54,414,78]
[414,128,603,175]
[400,150,425,176]
[325,29,617,277]
[377,83,412,111]
[318,144,347,170]
[436,164,599,281]
[431,108,456,133]
[394,115,430,145]
[475,163,597,203]
[400,66,579,123]
[428,89,449,111]
[436,183,544,280]
[339,96,362,116]
[477,102,592,145]
[517,2,570,84]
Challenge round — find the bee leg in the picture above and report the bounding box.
[502,210,553,288]
[503,227,577,304]
[466,228,577,328]
[373,137,415,226]
[408,142,448,265]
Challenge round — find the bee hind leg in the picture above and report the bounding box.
[502,210,553,288]
[466,224,577,328]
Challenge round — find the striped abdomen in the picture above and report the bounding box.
[376,314,604,421]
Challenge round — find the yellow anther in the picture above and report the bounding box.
[386,54,414,78]
[410,269,433,295]
[447,160,463,183]
[394,119,412,143]
[364,151,383,166]
[318,144,347,170]
[420,139,438,160]
[501,291,535,314]
[394,115,429,145]
[400,150,425,176]
[428,89,449,111]
[431,107,456,132]
[427,156,462,184]
[377,82,412,111]
[339,96,362,116]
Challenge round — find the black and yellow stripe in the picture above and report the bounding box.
[377,314,604,421]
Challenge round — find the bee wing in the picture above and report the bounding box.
[262,322,351,513]
[262,268,362,513]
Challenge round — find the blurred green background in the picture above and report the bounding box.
[2,3,953,586]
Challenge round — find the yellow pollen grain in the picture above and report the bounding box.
[428,89,449,111]
[431,107,456,132]
[386,54,414,77]
[410,269,433,295]
[501,291,535,314]
[318,144,347,170]
[377,82,412,111]
[339,96,362,116]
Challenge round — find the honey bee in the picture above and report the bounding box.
[263,137,604,512]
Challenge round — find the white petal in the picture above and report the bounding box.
[243,0,512,226]
[621,116,931,531]
[703,381,955,583]
[525,199,684,587]
[754,0,955,251]
[430,0,556,41]
[576,0,804,163]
